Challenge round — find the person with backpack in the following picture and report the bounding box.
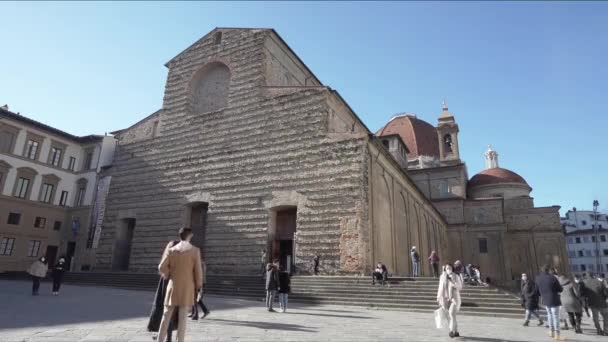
[411,246,420,277]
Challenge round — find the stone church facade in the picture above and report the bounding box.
[95,28,447,276]
[378,102,569,284]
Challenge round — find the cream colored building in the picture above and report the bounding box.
[378,102,569,284]
[0,105,116,272]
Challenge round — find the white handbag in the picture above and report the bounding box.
[434,307,448,329]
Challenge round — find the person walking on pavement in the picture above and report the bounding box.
[157,228,203,342]
[313,254,320,275]
[278,266,291,313]
[582,273,608,335]
[411,246,420,277]
[429,251,440,278]
[190,259,210,320]
[536,265,564,341]
[265,261,279,312]
[51,257,67,296]
[27,257,48,296]
[558,274,584,334]
[148,240,180,342]
[437,263,463,338]
[520,273,544,327]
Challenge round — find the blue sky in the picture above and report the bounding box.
[1,1,606,214]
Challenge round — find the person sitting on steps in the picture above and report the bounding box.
[372,262,388,286]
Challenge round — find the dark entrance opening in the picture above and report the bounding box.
[45,245,58,268]
[272,208,296,274]
[189,202,208,258]
[112,218,136,271]
[66,242,76,270]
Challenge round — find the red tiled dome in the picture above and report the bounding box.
[376,115,439,159]
[468,168,528,188]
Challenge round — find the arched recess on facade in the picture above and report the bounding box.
[189,61,231,114]
[419,213,430,274]
[372,172,393,271]
[535,239,565,273]
[394,190,408,275]
[409,201,420,264]
[0,160,13,194]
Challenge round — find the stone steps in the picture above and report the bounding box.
[0,272,523,318]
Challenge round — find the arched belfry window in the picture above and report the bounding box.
[190,62,231,114]
[443,134,453,153]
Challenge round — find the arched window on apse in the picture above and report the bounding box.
[191,62,231,114]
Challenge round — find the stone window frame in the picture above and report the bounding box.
[82,147,95,171]
[68,156,77,171]
[74,178,88,207]
[12,166,38,200]
[59,190,69,207]
[0,237,16,256]
[38,174,60,204]
[47,140,67,168]
[0,160,13,194]
[7,212,21,225]
[0,123,20,154]
[34,216,46,229]
[26,240,41,257]
[478,237,488,254]
[22,131,44,161]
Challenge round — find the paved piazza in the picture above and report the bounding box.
[0,280,604,342]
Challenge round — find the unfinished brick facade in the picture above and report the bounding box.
[95,28,446,275]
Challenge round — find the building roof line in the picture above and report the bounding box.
[0,107,103,143]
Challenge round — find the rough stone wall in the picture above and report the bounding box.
[96,29,369,274]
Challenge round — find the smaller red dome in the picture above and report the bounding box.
[468,168,528,188]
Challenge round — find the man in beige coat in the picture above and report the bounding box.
[157,227,203,342]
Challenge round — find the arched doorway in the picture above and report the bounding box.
[270,207,297,274]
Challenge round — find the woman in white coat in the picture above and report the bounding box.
[437,263,463,338]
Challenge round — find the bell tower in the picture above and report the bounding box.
[436,99,461,165]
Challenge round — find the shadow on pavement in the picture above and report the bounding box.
[287,312,374,319]
[206,318,317,332]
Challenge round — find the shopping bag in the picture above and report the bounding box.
[434,307,448,329]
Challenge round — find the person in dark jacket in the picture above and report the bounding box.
[520,273,543,327]
[313,254,320,275]
[582,275,608,335]
[278,268,291,313]
[147,240,179,342]
[410,247,420,277]
[372,262,388,286]
[558,274,584,334]
[265,261,279,312]
[428,251,440,278]
[51,257,67,295]
[536,265,564,340]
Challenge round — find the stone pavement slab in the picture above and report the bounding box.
[0,280,603,342]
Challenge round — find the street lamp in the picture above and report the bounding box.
[594,200,600,274]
